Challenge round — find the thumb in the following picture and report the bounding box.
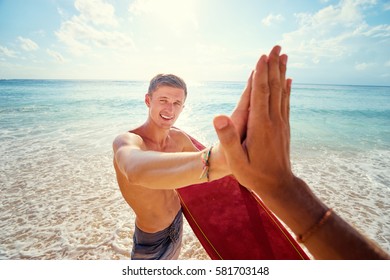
[213,115,247,168]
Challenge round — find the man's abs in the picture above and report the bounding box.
[134,200,181,233]
[114,159,181,232]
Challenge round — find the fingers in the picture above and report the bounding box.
[234,71,253,112]
[281,78,292,156]
[268,46,282,120]
[213,115,247,169]
[279,54,287,93]
[250,54,269,125]
[285,78,292,131]
[280,54,289,123]
[250,46,283,124]
[230,71,253,138]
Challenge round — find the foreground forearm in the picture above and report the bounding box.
[305,208,389,259]
[257,177,390,259]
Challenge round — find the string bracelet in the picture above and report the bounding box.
[199,146,213,181]
[297,208,333,243]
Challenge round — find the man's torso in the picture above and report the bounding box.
[114,127,192,233]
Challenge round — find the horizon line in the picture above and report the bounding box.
[0,78,389,88]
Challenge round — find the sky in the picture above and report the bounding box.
[0,0,389,85]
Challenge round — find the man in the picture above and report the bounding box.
[112,74,250,259]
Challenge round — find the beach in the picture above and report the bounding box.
[0,80,389,259]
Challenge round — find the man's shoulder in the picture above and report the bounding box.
[170,126,186,136]
[113,131,143,150]
[170,127,198,151]
[114,130,142,141]
[170,127,190,141]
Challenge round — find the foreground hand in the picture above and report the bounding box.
[213,46,390,260]
[213,45,292,196]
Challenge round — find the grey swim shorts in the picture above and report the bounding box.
[131,209,183,260]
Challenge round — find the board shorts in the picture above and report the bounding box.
[131,209,183,260]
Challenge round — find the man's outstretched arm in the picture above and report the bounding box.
[113,132,223,189]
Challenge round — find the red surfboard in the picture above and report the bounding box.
[177,135,309,260]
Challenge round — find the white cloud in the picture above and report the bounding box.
[74,0,118,26]
[18,36,39,51]
[281,0,388,64]
[385,60,390,67]
[359,24,390,38]
[294,1,363,32]
[47,49,65,63]
[385,3,390,11]
[56,0,134,56]
[129,0,198,33]
[355,62,370,71]
[262,14,285,27]
[0,45,17,58]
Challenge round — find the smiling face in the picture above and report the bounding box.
[145,86,185,129]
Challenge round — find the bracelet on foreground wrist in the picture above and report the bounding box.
[297,208,333,243]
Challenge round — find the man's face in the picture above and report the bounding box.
[145,86,185,128]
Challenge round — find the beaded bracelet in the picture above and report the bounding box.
[297,208,333,243]
[199,146,213,181]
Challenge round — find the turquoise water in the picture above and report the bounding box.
[0,80,389,259]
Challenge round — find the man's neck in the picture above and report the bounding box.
[140,121,171,150]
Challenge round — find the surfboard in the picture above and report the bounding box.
[177,135,310,260]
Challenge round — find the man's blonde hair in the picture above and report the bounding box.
[148,74,187,100]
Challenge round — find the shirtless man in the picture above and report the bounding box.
[112,74,250,259]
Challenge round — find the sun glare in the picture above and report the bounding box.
[129,0,198,32]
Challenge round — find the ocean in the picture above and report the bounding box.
[0,79,389,259]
